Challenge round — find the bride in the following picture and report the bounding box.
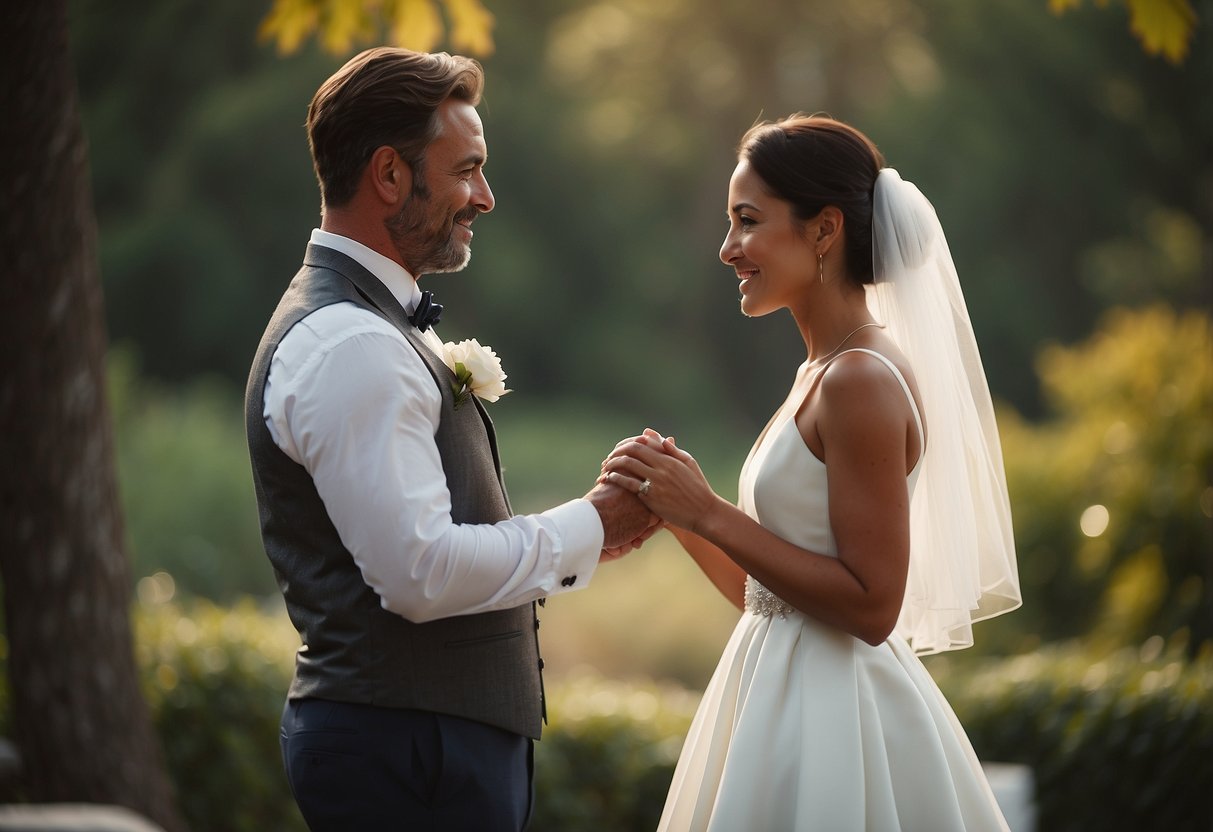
[601,115,1022,830]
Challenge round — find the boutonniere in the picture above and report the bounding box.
[441,338,512,409]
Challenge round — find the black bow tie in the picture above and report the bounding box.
[409,291,443,333]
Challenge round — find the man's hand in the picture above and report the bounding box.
[599,515,666,562]
[584,481,657,552]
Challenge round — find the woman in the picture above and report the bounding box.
[601,115,1022,830]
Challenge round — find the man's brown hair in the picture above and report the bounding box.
[307,47,484,208]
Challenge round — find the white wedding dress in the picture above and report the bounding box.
[657,349,1010,832]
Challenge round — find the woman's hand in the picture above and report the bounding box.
[599,428,725,534]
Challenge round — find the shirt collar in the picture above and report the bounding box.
[309,228,423,314]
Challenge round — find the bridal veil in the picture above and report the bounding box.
[869,168,1022,654]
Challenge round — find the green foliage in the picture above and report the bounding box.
[71,0,336,384]
[930,638,1213,832]
[71,0,1213,426]
[994,306,1213,653]
[862,0,1212,412]
[5,599,1208,829]
[530,677,697,831]
[108,349,276,600]
[125,599,701,832]
[134,599,305,832]
[1049,0,1200,64]
[21,600,1212,831]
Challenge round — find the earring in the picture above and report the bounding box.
[818,253,824,284]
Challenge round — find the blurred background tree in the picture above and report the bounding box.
[77,0,1210,423]
[0,3,184,828]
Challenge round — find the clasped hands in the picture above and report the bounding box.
[592,428,721,561]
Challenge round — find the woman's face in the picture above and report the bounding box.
[719,159,817,318]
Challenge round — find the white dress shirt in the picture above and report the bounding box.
[263,229,604,623]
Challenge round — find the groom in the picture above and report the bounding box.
[244,47,654,830]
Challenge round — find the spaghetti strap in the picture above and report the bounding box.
[826,348,926,450]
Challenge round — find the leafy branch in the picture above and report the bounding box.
[259,0,495,57]
[1049,0,1199,64]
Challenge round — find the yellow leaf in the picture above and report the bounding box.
[258,0,321,55]
[320,0,371,54]
[444,0,496,56]
[388,0,445,53]
[1126,0,1198,64]
[1048,0,1083,14]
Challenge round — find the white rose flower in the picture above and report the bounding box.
[441,338,511,407]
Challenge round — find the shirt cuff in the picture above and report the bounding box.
[541,498,604,596]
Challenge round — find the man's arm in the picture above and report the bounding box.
[266,304,607,622]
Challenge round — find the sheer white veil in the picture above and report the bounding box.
[868,168,1022,654]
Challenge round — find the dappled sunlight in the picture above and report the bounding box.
[135,570,177,606]
[542,533,743,689]
[546,673,700,730]
[1079,503,1110,537]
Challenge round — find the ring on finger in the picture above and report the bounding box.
[639,479,652,497]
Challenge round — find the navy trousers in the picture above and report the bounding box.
[281,698,534,831]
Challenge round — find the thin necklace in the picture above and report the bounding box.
[808,322,884,367]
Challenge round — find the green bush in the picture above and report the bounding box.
[7,601,1208,830]
[994,306,1213,653]
[109,350,276,601]
[930,637,1213,832]
[129,600,699,832]
[126,599,699,832]
[134,598,306,832]
[130,602,1211,832]
[530,676,697,832]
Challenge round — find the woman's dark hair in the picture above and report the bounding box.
[307,47,484,208]
[739,115,885,286]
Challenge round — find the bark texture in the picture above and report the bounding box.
[0,3,185,830]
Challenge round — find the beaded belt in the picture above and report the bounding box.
[744,575,796,618]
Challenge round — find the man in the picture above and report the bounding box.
[244,47,655,830]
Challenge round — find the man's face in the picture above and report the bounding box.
[388,99,495,276]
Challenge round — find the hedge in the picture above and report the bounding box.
[932,639,1213,831]
[2,600,1209,831]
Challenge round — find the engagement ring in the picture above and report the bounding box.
[639,479,652,496]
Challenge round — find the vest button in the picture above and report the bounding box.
[538,658,545,670]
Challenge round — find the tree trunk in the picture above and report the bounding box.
[0,3,185,830]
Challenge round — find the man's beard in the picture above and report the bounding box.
[387,185,477,276]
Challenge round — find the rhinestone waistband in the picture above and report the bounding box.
[744,576,797,618]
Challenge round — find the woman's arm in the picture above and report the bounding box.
[603,360,915,645]
[667,524,748,610]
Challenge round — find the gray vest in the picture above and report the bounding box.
[245,244,545,739]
